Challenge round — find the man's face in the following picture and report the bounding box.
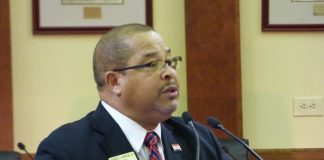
[119,31,180,126]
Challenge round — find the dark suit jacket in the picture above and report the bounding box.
[35,102,231,160]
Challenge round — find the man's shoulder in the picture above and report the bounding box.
[35,107,109,160]
[44,111,97,143]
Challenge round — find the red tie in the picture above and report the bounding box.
[144,132,162,160]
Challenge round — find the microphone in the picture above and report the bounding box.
[207,116,263,160]
[17,142,34,160]
[182,112,200,160]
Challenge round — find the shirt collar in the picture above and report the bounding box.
[101,101,162,153]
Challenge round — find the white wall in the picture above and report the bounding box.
[10,0,186,152]
[241,0,324,149]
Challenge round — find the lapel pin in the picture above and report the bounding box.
[171,144,182,152]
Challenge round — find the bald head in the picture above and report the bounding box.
[93,23,153,91]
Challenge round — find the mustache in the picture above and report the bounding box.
[159,82,178,93]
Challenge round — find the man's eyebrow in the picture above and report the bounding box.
[142,51,158,58]
[141,48,172,58]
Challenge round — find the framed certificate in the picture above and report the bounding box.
[262,0,324,31]
[32,0,152,34]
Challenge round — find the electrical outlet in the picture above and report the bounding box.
[293,97,323,116]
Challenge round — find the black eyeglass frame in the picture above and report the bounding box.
[112,56,182,72]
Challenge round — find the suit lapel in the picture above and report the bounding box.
[162,120,196,160]
[100,126,136,158]
[90,103,139,159]
[89,103,198,160]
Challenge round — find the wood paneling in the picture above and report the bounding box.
[0,0,13,150]
[20,149,324,160]
[256,148,324,160]
[185,0,242,137]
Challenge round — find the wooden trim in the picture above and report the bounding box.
[185,0,242,137]
[0,0,13,150]
[21,153,35,160]
[256,148,324,160]
[20,149,324,160]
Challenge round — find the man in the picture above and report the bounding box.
[36,24,231,160]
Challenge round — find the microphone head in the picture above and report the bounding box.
[207,116,223,129]
[17,142,25,150]
[182,111,193,123]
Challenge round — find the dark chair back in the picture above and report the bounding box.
[219,138,249,160]
[0,151,21,160]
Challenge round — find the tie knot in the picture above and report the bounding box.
[144,132,159,147]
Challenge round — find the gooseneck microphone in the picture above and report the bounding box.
[182,112,200,160]
[17,142,34,160]
[207,117,263,160]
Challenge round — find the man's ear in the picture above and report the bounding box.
[104,71,122,96]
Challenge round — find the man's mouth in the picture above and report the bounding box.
[161,85,179,99]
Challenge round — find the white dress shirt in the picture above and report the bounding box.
[101,101,165,160]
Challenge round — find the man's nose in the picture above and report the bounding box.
[161,66,177,81]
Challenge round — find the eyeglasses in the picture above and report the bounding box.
[112,56,182,72]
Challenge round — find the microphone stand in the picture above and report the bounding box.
[182,112,200,160]
[207,117,263,160]
[219,125,262,160]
